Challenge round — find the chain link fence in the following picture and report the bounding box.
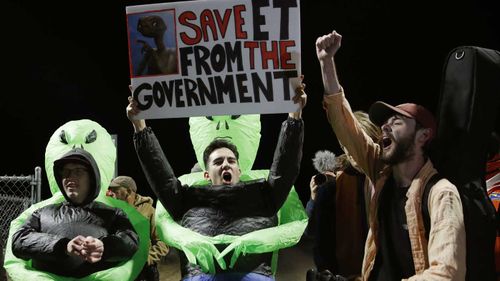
[0,167,42,254]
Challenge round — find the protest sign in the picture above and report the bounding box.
[126,0,301,119]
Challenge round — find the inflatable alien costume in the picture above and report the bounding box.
[150,115,308,277]
[4,120,149,281]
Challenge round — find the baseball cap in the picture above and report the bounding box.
[109,176,137,192]
[369,101,437,140]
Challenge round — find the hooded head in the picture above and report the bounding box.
[53,148,100,205]
[45,119,116,200]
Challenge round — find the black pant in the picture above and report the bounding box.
[135,263,159,281]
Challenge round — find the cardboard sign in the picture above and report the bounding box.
[126,0,301,119]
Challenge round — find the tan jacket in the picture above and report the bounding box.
[134,194,170,265]
[323,91,466,281]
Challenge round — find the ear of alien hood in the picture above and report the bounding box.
[45,119,116,199]
[189,114,261,173]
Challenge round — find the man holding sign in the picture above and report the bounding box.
[125,1,304,279]
[126,82,305,281]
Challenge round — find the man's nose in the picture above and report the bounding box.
[381,123,391,133]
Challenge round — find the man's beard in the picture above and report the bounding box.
[381,132,416,165]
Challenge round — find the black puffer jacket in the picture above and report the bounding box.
[12,148,139,278]
[134,117,304,277]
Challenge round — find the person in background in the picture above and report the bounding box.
[306,111,380,281]
[306,150,338,218]
[305,149,339,278]
[107,175,169,281]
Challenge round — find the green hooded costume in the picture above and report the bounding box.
[4,119,149,281]
[155,115,308,274]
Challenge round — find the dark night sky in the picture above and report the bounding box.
[2,0,499,204]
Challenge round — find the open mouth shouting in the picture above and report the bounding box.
[222,171,232,184]
[381,136,393,150]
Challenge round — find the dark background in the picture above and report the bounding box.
[2,0,499,205]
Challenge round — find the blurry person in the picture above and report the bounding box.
[307,112,380,280]
[107,176,169,281]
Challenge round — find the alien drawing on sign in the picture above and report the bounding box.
[136,15,177,76]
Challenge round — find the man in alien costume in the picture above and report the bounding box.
[4,119,150,281]
[154,114,308,277]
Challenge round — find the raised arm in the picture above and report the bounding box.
[266,84,306,212]
[127,97,187,220]
[316,31,382,181]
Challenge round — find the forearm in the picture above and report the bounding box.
[323,92,381,181]
[12,228,68,262]
[102,211,140,262]
[267,117,304,211]
[320,58,341,95]
[132,119,146,133]
[101,232,138,262]
[133,127,185,219]
[410,188,466,280]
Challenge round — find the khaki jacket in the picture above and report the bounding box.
[134,194,170,265]
[323,91,466,281]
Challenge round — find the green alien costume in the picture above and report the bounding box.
[154,115,308,275]
[4,120,149,281]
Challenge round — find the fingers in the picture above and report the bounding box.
[309,176,317,188]
[127,96,141,116]
[82,237,104,263]
[68,235,85,248]
[85,254,102,263]
[85,251,103,263]
[295,81,306,92]
[67,235,86,256]
[68,243,84,256]
[67,236,104,262]
[287,79,307,119]
[83,236,104,250]
[316,30,342,50]
[292,87,307,108]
